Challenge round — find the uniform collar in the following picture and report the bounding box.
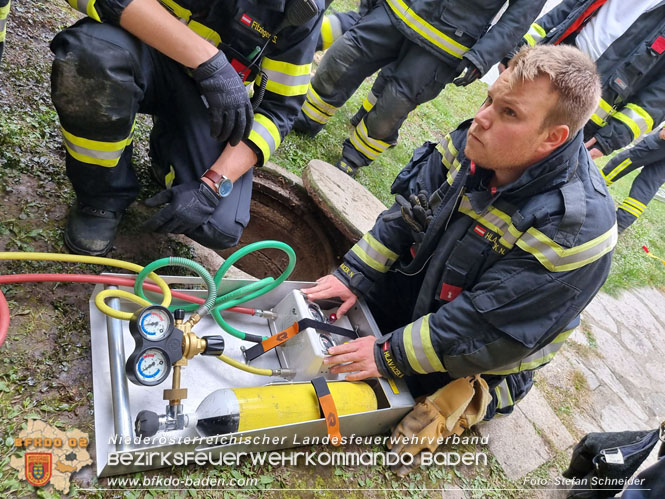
[465,129,584,212]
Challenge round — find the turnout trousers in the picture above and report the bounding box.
[602,129,665,232]
[298,5,457,172]
[50,19,253,249]
[363,268,534,420]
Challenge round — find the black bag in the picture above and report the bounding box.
[563,426,663,499]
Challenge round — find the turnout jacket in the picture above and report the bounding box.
[334,121,617,382]
[520,0,665,154]
[64,0,324,165]
[383,0,546,75]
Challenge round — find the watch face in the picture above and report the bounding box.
[218,177,233,197]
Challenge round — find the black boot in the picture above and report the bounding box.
[335,159,358,178]
[292,111,326,138]
[64,202,122,256]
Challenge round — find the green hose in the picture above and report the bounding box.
[137,241,296,343]
[210,241,296,341]
[134,257,217,316]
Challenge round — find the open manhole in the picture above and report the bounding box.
[217,168,353,281]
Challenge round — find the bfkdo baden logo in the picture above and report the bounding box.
[10,419,92,493]
[25,452,52,487]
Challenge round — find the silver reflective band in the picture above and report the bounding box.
[261,68,310,89]
[251,119,277,156]
[63,137,124,161]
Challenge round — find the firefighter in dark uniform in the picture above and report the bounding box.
[515,0,665,160]
[0,0,9,64]
[303,45,617,475]
[293,0,547,177]
[602,127,665,233]
[50,0,323,255]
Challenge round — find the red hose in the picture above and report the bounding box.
[0,290,9,348]
[0,274,258,348]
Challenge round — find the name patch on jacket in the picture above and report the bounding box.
[382,342,404,378]
[238,12,277,43]
[474,224,508,256]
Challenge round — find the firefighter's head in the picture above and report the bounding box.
[465,45,600,186]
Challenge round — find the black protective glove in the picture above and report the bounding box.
[395,190,433,233]
[143,181,220,234]
[452,59,481,87]
[192,51,254,146]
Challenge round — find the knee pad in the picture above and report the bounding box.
[51,22,143,139]
[314,36,362,96]
[365,85,414,140]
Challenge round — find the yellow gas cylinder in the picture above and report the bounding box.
[196,381,377,436]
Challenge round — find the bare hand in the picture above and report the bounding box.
[585,137,603,159]
[659,127,665,140]
[498,62,507,74]
[301,274,357,317]
[324,336,380,380]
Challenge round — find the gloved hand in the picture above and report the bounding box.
[452,59,481,87]
[192,50,254,146]
[143,181,220,234]
[387,375,491,476]
[395,190,433,233]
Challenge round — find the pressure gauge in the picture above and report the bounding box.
[132,305,174,341]
[134,348,170,386]
[126,305,183,387]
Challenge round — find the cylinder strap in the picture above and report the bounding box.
[311,377,342,446]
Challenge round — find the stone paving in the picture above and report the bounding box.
[478,286,665,488]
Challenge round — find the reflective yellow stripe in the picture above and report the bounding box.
[67,0,102,22]
[604,157,632,185]
[350,233,398,273]
[435,135,465,186]
[403,321,426,374]
[350,130,380,160]
[523,22,545,47]
[618,203,641,218]
[362,91,377,112]
[590,98,613,127]
[385,0,469,59]
[0,2,9,18]
[436,134,458,171]
[165,165,175,189]
[625,197,646,211]
[458,196,524,249]
[248,113,281,162]
[302,101,331,124]
[260,59,311,97]
[403,314,446,374]
[485,328,574,375]
[494,380,513,410]
[188,20,221,46]
[516,224,617,272]
[320,16,334,50]
[357,119,390,152]
[61,122,135,167]
[305,84,338,116]
[613,103,654,140]
[158,0,192,21]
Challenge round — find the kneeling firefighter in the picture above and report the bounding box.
[51,0,323,255]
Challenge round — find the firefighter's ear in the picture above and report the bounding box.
[538,124,569,155]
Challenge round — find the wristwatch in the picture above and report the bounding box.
[202,169,233,198]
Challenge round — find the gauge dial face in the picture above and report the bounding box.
[139,308,172,340]
[135,349,169,385]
